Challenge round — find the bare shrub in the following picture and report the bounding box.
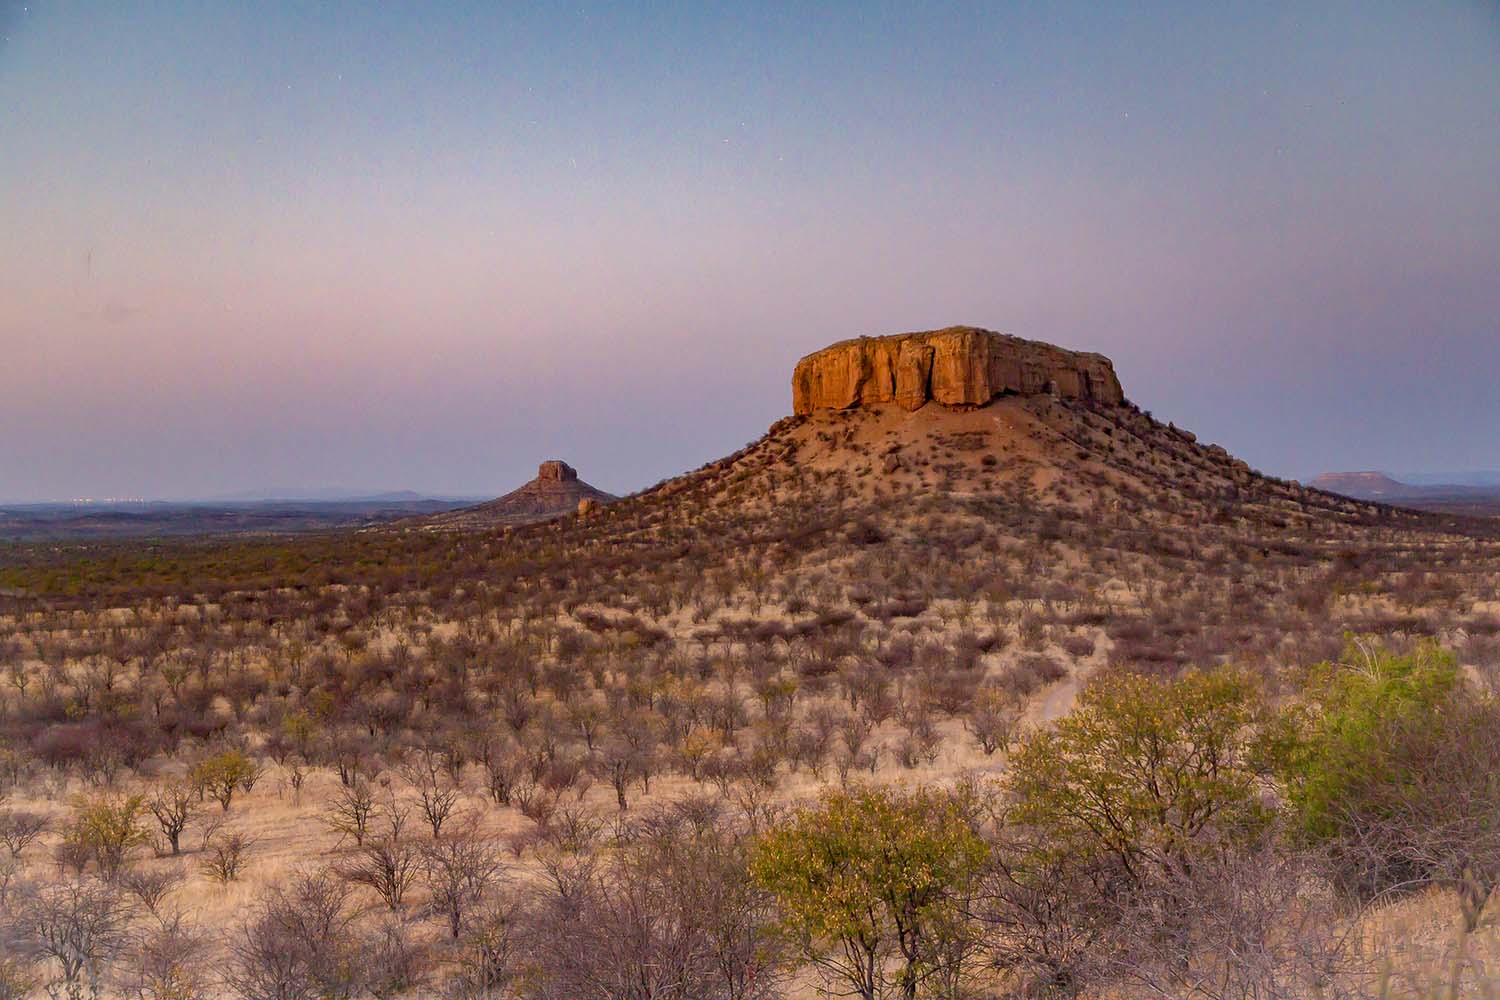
[529,807,785,1000]
[117,864,186,915]
[973,833,1115,998]
[124,910,209,1000]
[999,655,1067,700]
[421,827,505,939]
[322,779,377,848]
[224,869,362,1000]
[443,897,525,999]
[1105,846,1356,1000]
[200,830,256,884]
[340,810,420,910]
[1058,634,1096,659]
[513,780,558,829]
[363,917,432,1000]
[0,809,48,859]
[964,686,1019,755]
[9,876,135,999]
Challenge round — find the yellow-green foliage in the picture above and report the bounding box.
[64,792,148,875]
[1273,640,1500,923]
[750,785,987,999]
[192,749,259,811]
[1275,640,1460,840]
[1007,667,1270,879]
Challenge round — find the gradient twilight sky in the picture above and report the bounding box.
[2,3,1498,502]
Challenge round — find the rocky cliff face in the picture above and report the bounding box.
[538,460,578,483]
[792,326,1123,415]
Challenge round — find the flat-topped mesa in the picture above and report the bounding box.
[792,326,1124,416]
[537,460,578,483]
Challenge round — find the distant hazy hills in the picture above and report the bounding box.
[208,488,485,503]
[0,494,479,541]
[1309,472,1418,500]
[1396,471,1500,488]
[1312,471,1500,516]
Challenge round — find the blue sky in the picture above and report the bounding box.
[2,2,1498,500]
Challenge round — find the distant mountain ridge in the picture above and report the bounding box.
[1397,471,1500,488]
[1311,471,1499,499]
[1312,471,1500,517]
[209,488,485,503]
[1309,472,1414,499]
[0,495,476,542]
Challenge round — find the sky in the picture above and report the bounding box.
[2,2,1498,501]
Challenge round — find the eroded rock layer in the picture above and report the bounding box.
[792,326,1123,415]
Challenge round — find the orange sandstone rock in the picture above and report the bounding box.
[791,326,1123,415]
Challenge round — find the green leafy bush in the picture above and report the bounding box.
[1275,640,1500,926]
[1007,666,1271,882]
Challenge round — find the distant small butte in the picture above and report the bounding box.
[434,460,616,527]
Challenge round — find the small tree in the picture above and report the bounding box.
[402,753,461,839]
[592,739,643,811]
[192,750,260,812]
[201,830,256,884]
[147,781,197,856]
[1007,667,1270,886]
[479,741,523,807]
[750,785,988,1000]
[64,793,150,878]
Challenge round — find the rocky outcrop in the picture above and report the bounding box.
[434,460,615,527]
[538,460,578,483]
[792,326,1123,415]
